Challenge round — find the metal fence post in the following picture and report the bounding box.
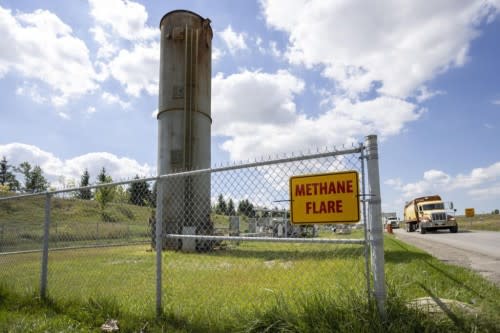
[360,143,371,304]
[365,135,386,317]
[40,193,51,299]
[155,179,164,317]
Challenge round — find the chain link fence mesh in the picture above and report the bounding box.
[0,146,370,320]
[158,148,369,321]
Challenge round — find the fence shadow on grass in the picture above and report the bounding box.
[386,237,487,299]
[384,249,431,264]
[384,238,432,263]
[423,259,486,299]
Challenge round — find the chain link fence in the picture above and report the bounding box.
[0,136,385,320]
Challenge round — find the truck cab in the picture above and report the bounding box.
[416,200,457,234]
[385,216,399,229]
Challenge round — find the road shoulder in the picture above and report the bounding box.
[391,230,500,287]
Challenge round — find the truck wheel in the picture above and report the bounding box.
[420,227,426,234]
[450,226,458,233]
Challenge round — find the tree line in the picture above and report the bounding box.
[0,156,154,208]
[1,157,48,193]
[214,194,256,217]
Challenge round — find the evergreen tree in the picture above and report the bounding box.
[0,156,20,191]
[97,167,108,183]
[215,194,227,215]
[128,175,151,206]
[227,198,236,216]
[17,162,48,193]
[78,169,92,200]
[238,199,255,217]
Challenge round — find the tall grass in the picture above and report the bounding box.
[0,197,152,252]
[456,214,500,231]
[1,236,499,332]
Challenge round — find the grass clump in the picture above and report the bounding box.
[240,288,499,333]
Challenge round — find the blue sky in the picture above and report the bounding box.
[0,0,499,216]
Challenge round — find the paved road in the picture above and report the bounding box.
[392,228,500,286]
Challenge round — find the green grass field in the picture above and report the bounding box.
[456,213,500,231]
[1,197,499,331]
[1,235,499,332]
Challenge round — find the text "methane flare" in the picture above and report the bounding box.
[290,171,360,224]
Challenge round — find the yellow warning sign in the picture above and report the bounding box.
[290,171,360,224]
[465,208,475,217]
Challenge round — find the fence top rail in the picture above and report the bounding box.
[0,144,363,201]
[167,234,365,245]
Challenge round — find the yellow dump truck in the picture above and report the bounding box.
[403,195,458,234]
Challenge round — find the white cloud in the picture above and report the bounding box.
[86,106,97,114]
[255,38,283,58]
[492,99,500,105]
[387,162,500,199]
[212,47,225,62]
[101,91,131,109]
[415,86,445,103]
[212,70,304,134]
[260,0,500,99]
[57,111,70,120]
[0,6,98,105]
[212,69,422,161]
[468,183,500,199]
[88,0,156,42]
[0,143,154,187]
[453,162,500,189]
[219,25,248,54]
[15,82,47,104]
[87,0,159,98]
[108,42,159,97]
[269,41,282,58]
[90,25,117,60]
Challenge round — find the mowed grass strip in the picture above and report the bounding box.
[1,237,499,332]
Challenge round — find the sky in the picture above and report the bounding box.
[0,0,499,216]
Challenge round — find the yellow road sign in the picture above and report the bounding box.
[290,171,360,224]
[465,208,475,217]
